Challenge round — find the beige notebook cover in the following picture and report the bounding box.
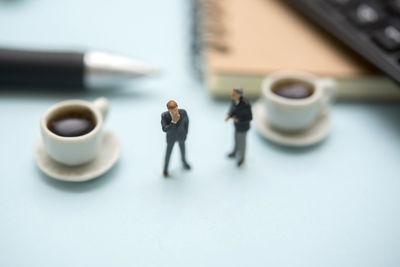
[198,0,400,100]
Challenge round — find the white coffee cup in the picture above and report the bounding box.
[40,98,109,166]
[262,70,336,132]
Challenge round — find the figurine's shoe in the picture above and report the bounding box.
[163,170,170,177]
[227,152,236,159]
[237,159,245,167]
[182,162,191,170]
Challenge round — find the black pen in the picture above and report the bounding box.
[0,48,158,88]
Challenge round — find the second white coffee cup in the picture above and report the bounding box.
[262,70,336,132]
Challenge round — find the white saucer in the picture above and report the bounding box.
[35,131,120,182]
[253,100,331,147]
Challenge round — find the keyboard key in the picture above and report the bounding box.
[372,24,400,51]
[327,0,358,10]
[348,3,385,27]
[328,0,355,6]
[388,0,400,15]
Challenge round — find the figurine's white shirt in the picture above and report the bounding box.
[169,111,177,124]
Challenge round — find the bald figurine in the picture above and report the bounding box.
[225,88,252,167]
[161,100,191,177]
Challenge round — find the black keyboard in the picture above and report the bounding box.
[284,0,400,86]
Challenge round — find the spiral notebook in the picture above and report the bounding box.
[192,0,400,100]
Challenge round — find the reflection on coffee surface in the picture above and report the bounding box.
[48,109,95,137]
[272,80,314,99]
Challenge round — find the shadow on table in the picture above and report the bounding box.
[255,101,400,154]
[36,160,120,193]
[255,131,330,155]
[0,0,25,4]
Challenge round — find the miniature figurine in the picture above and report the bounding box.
[225,88,252,167]
[161,100,191,177]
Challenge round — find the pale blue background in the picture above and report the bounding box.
[0,0,400,266]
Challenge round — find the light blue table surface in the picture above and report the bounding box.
[1,0,400,266]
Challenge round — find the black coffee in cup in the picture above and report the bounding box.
[272,79,314,99]
[47,107,96,137]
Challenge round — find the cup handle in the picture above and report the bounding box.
[93,97,109,120]
[317,78,337,113]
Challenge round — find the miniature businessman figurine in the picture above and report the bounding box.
[225,88,252,167]
[161,100,191,177]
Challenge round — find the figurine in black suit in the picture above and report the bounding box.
[161,100,191,177]
[225,88,252,167]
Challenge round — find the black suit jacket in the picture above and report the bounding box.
[161,109,189,143]
[227,97,252,132]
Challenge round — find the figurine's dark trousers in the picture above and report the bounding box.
[233,131,247,162]
[164,140,187,172]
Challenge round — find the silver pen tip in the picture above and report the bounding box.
[84,51,160,87]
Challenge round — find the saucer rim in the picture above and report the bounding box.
[253,100,331,147]
[34,130,120,182]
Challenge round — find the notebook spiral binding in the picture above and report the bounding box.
[191,0,230,80]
